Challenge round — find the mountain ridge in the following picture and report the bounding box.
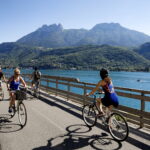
[17,23,150,48]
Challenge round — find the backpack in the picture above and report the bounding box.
[34,71,41,79]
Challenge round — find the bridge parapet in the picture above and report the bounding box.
[6,73,150,129]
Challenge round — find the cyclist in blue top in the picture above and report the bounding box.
[7,68,26,113]
[86,68,119,115]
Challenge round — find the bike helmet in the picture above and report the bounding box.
[100,68,109,79]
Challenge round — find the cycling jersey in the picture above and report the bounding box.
[101,82,119,107]
[10,77,20,90]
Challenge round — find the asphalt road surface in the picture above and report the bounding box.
[0,83,150,150]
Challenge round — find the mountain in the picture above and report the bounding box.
[17,23,150,48]
[17,24,87,48]
[0,43,149,71]
[77,23,150,47]
[134,42,150,60]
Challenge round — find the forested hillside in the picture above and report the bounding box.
[134,42,150,60]
[0,42,149,71]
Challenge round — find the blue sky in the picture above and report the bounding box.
[0,0,150,43]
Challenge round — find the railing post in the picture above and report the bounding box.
[67,81,70,101]
[140,92,145,128]
[83,83,87,105]
[55,79,58,96]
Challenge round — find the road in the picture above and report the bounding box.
[0,82,150,150]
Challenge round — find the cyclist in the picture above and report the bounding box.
[7,68,26,113]
[31,67,41,93]
[0,67,6,87]
[86,68,119,115]
[0,67,6,100]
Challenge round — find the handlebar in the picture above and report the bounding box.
[91,92,104,102]
[95,92,104,95]
[19,86,28,91]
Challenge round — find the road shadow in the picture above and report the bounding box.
[0,114,22,133]
[37,92,150,149]
[33,124,122,150]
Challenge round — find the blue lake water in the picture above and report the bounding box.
[4,69,150,112]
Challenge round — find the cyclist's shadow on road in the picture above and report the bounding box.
[0,114,22,133]
[33,124,122,150]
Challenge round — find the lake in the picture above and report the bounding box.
[4,69,150,112]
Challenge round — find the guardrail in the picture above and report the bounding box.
[6,73,150,128]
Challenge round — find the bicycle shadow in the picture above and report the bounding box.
[0,114,22,133]
[32,124,122,150]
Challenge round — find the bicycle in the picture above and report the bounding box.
[0,81,4,101]
[31,81,40,98]
[10,88,27,128]
[82,93,129,141]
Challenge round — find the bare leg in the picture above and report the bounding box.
[31,80,35,89]
[31,82,35,95]
[108,105,113,111]
[96,98,104,114]
[9,92,16,107]
[31,83,34,89]
[105,105,113,117]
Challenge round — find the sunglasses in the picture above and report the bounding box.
[15,73,20,75]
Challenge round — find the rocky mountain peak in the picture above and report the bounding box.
[91,23,122,31]
[38,23,63,32]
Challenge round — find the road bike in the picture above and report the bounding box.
[10,88,27,128]
[82,93,129,141]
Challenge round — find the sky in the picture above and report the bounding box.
[0,0,150,43]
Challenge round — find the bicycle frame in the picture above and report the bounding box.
[82,92,129,141]
[91,93,106,114]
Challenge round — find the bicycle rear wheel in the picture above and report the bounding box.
[18,102,27,127]
[82,104,97,127]
[108,113,129,141]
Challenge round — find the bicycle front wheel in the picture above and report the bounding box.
[18,102,27,127]
[108,113,129,141]
[82,104,97,127]
[0,89,4,101]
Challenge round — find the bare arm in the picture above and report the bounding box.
[88,81,103,96]
[20,77,27,87]
[2,74,6,82]
[30,72,34,80]
[7,76,13,89]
